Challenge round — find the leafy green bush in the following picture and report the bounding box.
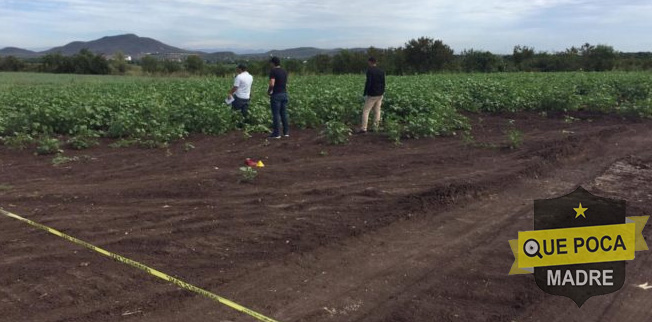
[67,136,98,150]
[239,166,258,182]
[67,127,99,150]
[506,129,523,149]
[538,88,579,112]
[323,121,352,145]
[383,118,403,145]
[36,137,62,155]
[2,133,34,150]
[505,120,523,149]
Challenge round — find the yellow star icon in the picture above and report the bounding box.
[574,203,588,218]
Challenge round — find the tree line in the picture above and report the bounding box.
[2,37,652,76]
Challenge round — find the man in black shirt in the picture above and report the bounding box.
[267,56,289,139]
[359,56,386,133]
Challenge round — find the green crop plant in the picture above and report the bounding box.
[2,133,34,150]
[36,137,62,155]
[505,120,523,149]
[67,126,99,150]
[323,120,352,145]
[383,118,403,145]
[239,166,258,183]
[1,72,650,150]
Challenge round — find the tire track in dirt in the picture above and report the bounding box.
[1,114,651,322]
[163,122,652,322]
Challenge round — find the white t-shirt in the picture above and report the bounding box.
[233,71,253,99]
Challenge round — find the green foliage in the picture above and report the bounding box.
[383,118,403,145]
[243,124,271,138]
[1,72,652,151]
[507,129,523,149]
[40,49,110,75]
[581,44,618,71]
[183,142,195,152]
[461,50,506,73]
[140,55,159,73]
[308,54,332,74]
[184,55,205,74]
[67,127,99,150]
[67,136,97,150]
[239,166,258,182]
[323,121,352,145]
[162,60,182,73]
[512,46,535,69]
[2,39,652,75]
[0,56,26,71]
[2,133,34,150]
[137,139,168,149]
[461,131,475,146]
[36,137,62,155]
[505,120,523,149]
[404,37,454,73]
[110,51,129,74]
[51,154,91,166]
[109,139,138,148]
[52,154,72,166]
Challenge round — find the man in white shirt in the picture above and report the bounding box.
[228,64,253,123]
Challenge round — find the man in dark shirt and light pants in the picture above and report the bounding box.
[268,56,289,139]
[360,57,385,133]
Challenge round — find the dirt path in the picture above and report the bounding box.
[1,113,651,322]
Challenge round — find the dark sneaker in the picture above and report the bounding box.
[283,134,290,138]
[269,135,281,139]
[354,129,367,135]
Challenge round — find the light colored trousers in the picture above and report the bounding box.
[362,95,383,131]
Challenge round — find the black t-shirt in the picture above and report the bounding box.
[269,67,288,94]
[364,66,385,96]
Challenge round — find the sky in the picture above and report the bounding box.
[1,0,651,54]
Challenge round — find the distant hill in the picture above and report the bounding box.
[0,47,39,58]
[0,34,370,61]
[201,51,238,62]
[242,47,367,60]
[41,34,194,58]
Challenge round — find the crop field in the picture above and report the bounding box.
[1,72,652,322]
[1,72,651,150]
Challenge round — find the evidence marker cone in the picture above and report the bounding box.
[256,160,265,168]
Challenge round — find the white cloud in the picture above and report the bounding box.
[0,0,650,53]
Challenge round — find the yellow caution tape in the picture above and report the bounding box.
[0,208,280,322]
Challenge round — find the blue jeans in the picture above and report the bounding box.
[270,92,289,136]
[232,94,250,120]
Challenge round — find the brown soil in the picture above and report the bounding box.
[1,113,651,322]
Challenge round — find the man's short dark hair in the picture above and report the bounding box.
[270,56,281,66]
[236,63,247,71]
[368,57,377,63]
